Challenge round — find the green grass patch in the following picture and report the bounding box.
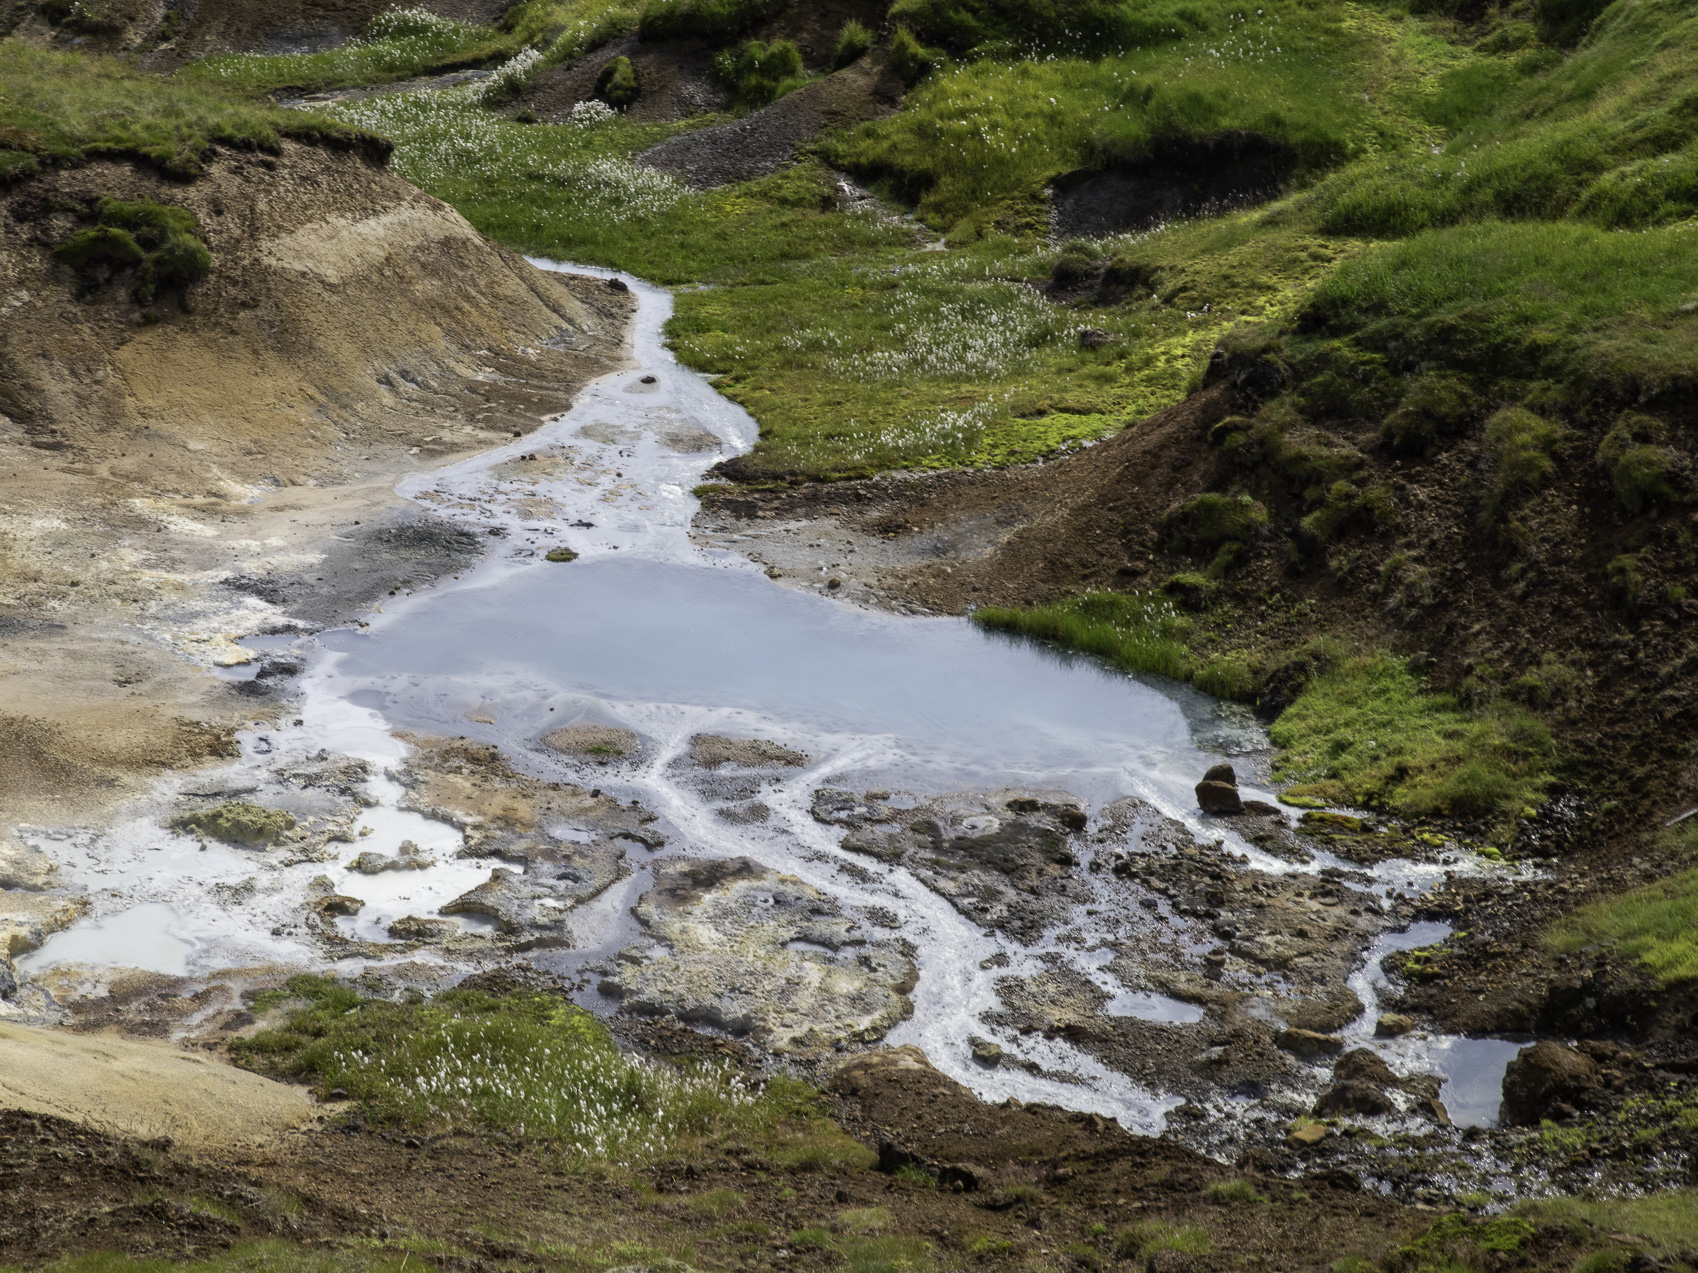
[1204,1179,1268,1203]
[1546,831,1698,985]
[1310,0,1698,234]
[1519,1190,1698,1259]
[1269,653,1555,820]
[1113,1220,1212,1259]
[179,8,518,96]
[1298,220,1698,406]
[0,42,366,178]
[975,591,1198,684]
[823,1,1416,229]
[232,975,844,1166]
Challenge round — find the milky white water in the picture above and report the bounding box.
[15,261,1527,1134]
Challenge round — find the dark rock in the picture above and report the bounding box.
[1501,1040,1600,1125]
[1276,1028,1345,1059]
[1241,799,1282,816]
[1375,1012,1416,1037]
[1203,763,1238,785]
[1077,327,1118,350]
[605,276,629,292]
[1333,1047,1398,1087]
[1313,1079,1395,1117]
[1195,779,1244,815]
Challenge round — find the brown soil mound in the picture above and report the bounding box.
[636,55,904,188]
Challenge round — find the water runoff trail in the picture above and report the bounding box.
[19,262,1526,1137]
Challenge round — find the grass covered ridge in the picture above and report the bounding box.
[0,43,373,177]
[235,976,869,1168]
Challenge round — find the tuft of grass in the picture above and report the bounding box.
[976,591,1198,685]
[833,19,874,68]
[1205,1179,1267,1204]
[595,55,639,108]
[1269,653,1555,820]
[180,8,519,96]
[1519,1191,1698,1259]
[1113,1220,1212,1258]
[1480,407,1569,522]
[715,38,807,107]
[231,975,841,1165]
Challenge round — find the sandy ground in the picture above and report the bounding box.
[0,1021,312,1147]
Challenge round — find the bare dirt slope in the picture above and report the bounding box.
[0,1022,313,1147]
[0,142,633,830]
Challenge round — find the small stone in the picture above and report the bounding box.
[826,577,842,590]
[1203,763,1238,785]
[1195,779,1244,815]
[1286,1122,1330,1148]
[1275,1028,1345,1059]
[1375,1012,1416,1037]
[605,276,629,292]
[314,894,364,917]
[969,1037,1003,1067]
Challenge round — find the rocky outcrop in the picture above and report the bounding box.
[0,841,58,892]
[603,857,915,1052]
[1500,1040,1600,1125]
[822,788,1089,943]
[1313,1048,1447,1121]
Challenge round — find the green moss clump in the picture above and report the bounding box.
[889,26,949,88]
[56,197,212,305]
[545,546,579,561]
[1387,1213,1535,1271]
[171,801,297,847]
[1173,492,1268,549]
[595,55,638,108]
[1380,373,1480,456]
[54,224,146,274]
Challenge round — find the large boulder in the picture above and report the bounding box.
[1195,779,1244,815]
[1500,1040,1599,1125]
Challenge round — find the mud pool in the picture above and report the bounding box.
[9,263,1533,1161]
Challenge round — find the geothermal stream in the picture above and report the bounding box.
[14,263,1530,1153]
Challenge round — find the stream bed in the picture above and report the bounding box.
[12,263,1532,1173]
